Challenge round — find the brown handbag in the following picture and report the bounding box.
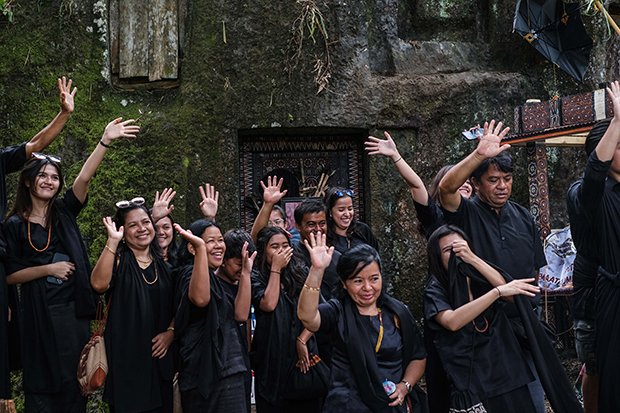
[77,296,111,395]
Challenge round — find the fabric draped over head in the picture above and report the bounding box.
[450,255,583,413]
[342,294,427,413]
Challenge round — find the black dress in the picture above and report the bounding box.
[4,188,97,413]
[250,269,322,413]
[318,298,427,413]
[0,142,28,399]
[174,266,250,413]
[333,222,379,254]
[103,251,175,413]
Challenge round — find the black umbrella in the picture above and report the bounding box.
[514,0,593,82]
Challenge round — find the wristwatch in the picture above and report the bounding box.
[401,380,412,393]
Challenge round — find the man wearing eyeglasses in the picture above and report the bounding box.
[0,77,77,400]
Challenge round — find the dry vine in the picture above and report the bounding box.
[286,0,332,94]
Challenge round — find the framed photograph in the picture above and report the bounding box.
[282,197,320,231]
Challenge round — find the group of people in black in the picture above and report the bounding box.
[1,77,618,413]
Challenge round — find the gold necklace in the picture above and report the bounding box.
[141,263,158,285]
[28,216,51,252]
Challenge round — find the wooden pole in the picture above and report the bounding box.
[595,0,620,37]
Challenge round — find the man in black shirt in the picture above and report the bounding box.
[0,77,77,399]
[576,80,620,412]
[566,120,610,413]
[438,120,547,413]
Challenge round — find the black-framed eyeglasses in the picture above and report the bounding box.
[33,153,61,163]
[116,197,145,209]
[335,189,353,197]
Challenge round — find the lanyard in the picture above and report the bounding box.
[375,308,384,353]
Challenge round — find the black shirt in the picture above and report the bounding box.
[293,241,341,301]
[333,222,379,254]
[578,151,620,274]
[412,194,445,240]
[566,177,600,320]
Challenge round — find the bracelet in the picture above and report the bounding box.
[167,326,175,332]
[393,156,403,164]
[99,140,111,148]
[104,244,116,255]
[303,283,321,292]
[495,287,502,298]
[270,270,281,275]
[297,336,306,346]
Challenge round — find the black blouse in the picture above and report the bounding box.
[333,222,379,254]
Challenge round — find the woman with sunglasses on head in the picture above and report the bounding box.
[298,233,428,413]
[251,225,323,413]
[173,219,255,412]
[90,197,207,413]
[4,118,138,412]
[323,187,378,254]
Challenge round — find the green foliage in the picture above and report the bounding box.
[1,0,13,22]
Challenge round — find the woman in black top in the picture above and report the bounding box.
[4,118,138,412]
[152,188,179,266]
[298,234,427,413]
[323,187,378,254]
[251,226,322,413]
[424,225,539,412]
[90,198,206,413]
[174,220,255,412]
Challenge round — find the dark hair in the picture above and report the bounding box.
[585,118,612,157]
[113,204,163,258]
[294,198,326,226]
[335,244,385,301]
[177,219,221,267]
[8,158,65,227]
[428,165,454,205]
[323,187,358,248]
[427,225,474,289]
[223,229,256,261]
[255,226,307,297]
[271,205,286,224]
[155,214,179,266]
[471,152,513,184]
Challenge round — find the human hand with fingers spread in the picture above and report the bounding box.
[474,120,511,160]
[152,188,176,223]
[199,184,219,220]
[365,131,400,160]
[271,247,293,273]
[101,118,140,145]
[261,176,287,206]
[304,231,334,271]
[496,278,539,299]
[58,76,77,114]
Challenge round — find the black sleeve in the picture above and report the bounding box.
[251,269,268,309]
[61,187,87,218]
[413,195,445,239]
[423,277,453,329]
[407,314,427,361]
[317,299,341,335]
[3,218,27,275]
[441,195,469,227]
[580,151,611,218]
[0,143,27,175]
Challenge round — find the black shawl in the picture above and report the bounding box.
[454,255,583,413]
[343,294,428,413]
[174,265,233,400]
[3,189,97,393]
[104,250,174,412]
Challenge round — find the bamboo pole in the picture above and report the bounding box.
[595,0,620,37]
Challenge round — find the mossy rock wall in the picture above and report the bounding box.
[0,0,618,317]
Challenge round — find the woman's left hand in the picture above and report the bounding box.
[304,231,334,270]
[241,242,257,276]
[101,118,140,144]
[152,330,174,358]
[388,382,408,407]
[451,240,477,264]
[296,339,310,374]
[174,224,206,249]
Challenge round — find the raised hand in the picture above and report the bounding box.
[101,118,140,143]
[304,231,334,270]
[271,247,293,273]
[173,223,206,249]
[497,278,539,298]
[474,120,511,160]
[103,216,124,242]
[261,176,287,205]
[241,242,257,275]
[199,183,219,220]
[365,131,399,159]
[58,76,77,114]
[152,188,176,222]
[609,81,620,123]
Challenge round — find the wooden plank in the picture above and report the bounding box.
[119,0,149,78]
[109,0,120,74]
[148,0,178,81]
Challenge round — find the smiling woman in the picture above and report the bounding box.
[4,117,137,412]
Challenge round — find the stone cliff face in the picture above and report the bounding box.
[0,0,617,315]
